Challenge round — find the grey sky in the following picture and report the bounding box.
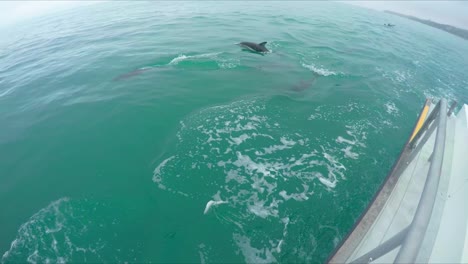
[0,1,467,30]
[0,1,98,27]
[346,1,468,29]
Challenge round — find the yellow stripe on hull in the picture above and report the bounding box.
[410,99,431,143]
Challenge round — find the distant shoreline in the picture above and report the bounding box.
[385,10,468,41]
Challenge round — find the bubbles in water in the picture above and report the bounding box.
[384,101,399,116]
[301,62,339,76]
[2,198,140,263]
[152,97,372,262]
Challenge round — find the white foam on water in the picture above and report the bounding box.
[224,147,232,154]
[2,198,112,263]
[318,175,337,189]
[198,244,208,264]
[335,124,367,156]
[341,146,359,159]
[377,67,413,86]
[158,98,353,204]
[301,62,338,76]
[168,52,221,65]
[276,240,284,254]
[336,136,355,145]
[230,134,250,145]
[276,217,290,253]
[151,97,374,262]
[233,234,277,264]
[248,201,274,218]
[247,194,280,218]
[279,184,310,201]
[336,133,361,160]
[225,169,246,184]
[308,113,322,120]
[233,152,276,178]
[280,137,296,146]
[293,152,318,167]
[3,198,71,263]
[393,70,411,83]
[323,151,346,179]
[257,144,288,155]
[177,121,186,142]
[218,61,237,69]
[308,105,326,120]
[249,115,265,122]
[255,136,298,156]
[212,148,220,155]
[384,101,399,115]
[252,132,274,140]
[343,124,367,148]
[152,156,175,190]
[217,58,240,69]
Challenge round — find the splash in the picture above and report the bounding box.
[301,62,338,76]
[1,198,120,263]
[168,52,222,65]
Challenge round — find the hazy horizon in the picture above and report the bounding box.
[0,1,467,30]
[344,1,468,30]
[0,1,100,28]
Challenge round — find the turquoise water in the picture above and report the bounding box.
[1,1,467,263]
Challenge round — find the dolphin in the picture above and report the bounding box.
[113,68,152,81]
[292,78,317,92]
[238,41,269,53]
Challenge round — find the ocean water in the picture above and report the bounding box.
[1,1,467,263]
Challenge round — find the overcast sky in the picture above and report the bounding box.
[0,1,99,27]
[0,1,467,29]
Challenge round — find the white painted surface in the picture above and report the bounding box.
[429,104,468,262]
[345,103,468,263]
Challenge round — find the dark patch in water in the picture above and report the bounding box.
[113,68,152,81]
[163,231,177,239]
[291,75,319,92]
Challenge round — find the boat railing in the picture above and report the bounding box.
[347,99,449,263]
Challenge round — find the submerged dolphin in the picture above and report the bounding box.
[113,68,152,81]
[292,77,317,92]
[113,66,169,81]
[238,41,269,53]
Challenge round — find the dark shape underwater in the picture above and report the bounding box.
[113,68,152,81]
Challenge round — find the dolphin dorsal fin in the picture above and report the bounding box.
[259,42,267,46]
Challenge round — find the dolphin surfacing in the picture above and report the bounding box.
[238,41,269,53]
